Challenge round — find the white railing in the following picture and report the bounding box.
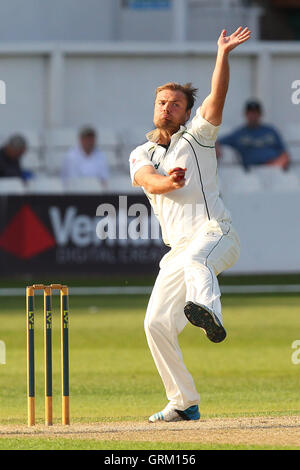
[189,0,245,6]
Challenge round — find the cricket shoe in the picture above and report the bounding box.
[184,301,226,343]
[148,404,200,423]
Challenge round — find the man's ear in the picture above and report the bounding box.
[186,109,191,122]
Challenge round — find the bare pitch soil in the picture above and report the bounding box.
[0,415,299,447]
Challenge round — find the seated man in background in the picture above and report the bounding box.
[61,126,109,187]
[0,134,28,179]
[216,100,290,170]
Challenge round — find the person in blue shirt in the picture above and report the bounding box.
[0,134,33,181]
[216,100,290,170]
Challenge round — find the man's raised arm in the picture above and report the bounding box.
[201,27,251,126]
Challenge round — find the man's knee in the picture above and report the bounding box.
[183,251,218,277]
[145,308,176,340]
[183,250,207,269]
[144,313,163,338]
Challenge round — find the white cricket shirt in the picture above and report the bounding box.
[129,107,231,248]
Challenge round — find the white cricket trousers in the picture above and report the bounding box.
[144,219,240,411]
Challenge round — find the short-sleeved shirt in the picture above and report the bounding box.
[129,108,232,248]
[61,145,109,182]
[218,124,286,169]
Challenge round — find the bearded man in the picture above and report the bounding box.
[129,27,251,422]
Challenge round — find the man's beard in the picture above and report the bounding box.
[154,117,180,133]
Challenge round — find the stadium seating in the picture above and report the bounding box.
[251,166,300,191]
[0,177,25,194]
[120,127,149,170]
[218,166,262,193]
[96,128,123,170]
[106,173,142,194]
[283,124,300,164]
[64,177,105,194]
[27,177,64,194]
[43,128,77,175]
[270,170,300,192]
[0,123,298,196]
[0,174,141,195]
[18,129,43,173]
[218,146,240,166]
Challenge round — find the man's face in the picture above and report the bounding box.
[245,109,261,127]
[153,89,191,133]
[6,146,25,160]
[80,135,96,155]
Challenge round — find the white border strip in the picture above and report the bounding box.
[0,285,299,297]
[221,285,300,294]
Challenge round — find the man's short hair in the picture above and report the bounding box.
[6,134,27,150]
[79,126,96,138]
[155,82,198,111]
[245,99,262,113]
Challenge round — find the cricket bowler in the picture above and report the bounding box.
[129,27,251,422]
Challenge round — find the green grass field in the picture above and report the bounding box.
[0,291,299,450]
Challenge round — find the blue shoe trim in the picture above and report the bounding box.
[184,405,200,420]
[175,405,200,421]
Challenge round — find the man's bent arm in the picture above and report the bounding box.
[134,165,185,195]
[201,27,251,126]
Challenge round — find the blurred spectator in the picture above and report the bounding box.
[61,126,109,187]
[0,134,29,179]
[216,100,290,170]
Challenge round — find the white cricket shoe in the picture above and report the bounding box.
[148,403,200,422]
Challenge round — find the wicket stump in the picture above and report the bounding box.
[26,284,70,426]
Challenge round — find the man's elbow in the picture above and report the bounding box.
[133,179,153,194]
[144,183,157,194]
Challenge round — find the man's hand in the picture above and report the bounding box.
[168,167,186,190]
[168,167,186,183]
[218,27,251,54]
[266,151,290,170]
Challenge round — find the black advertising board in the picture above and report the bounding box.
[0,195,168,277]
